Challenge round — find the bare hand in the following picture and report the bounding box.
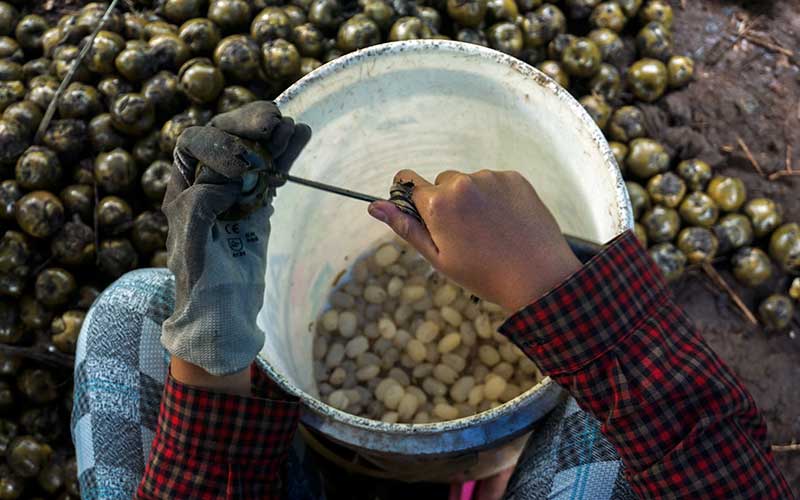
[367,170,581,311]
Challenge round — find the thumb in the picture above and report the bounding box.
[368,200,439,264]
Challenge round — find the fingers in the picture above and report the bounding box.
[367,200,439,264]
[176,126,252,179]
[394,169,433,188]
[209,101,283,142]
[434,170,462,185]
[267,117,295,158]
[273,122,312,176]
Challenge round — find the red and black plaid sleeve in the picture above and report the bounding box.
[500,230,793,499]
[136,364,300,499]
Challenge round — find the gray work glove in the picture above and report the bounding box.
[161,101,311,375]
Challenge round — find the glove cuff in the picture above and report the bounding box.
[161,283,266,376]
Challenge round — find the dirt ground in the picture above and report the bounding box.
[659,0,800,494]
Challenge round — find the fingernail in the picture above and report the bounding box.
[368,203,388,223]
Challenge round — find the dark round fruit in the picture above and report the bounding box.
[209,0,253,32]
[3,101,42,136]
[110,93,155,136]
[142,160,172,204]
[179,57,225,103]
[89,113,129,153]
[485,22,522,56]
[251,7,292,43]
[284,5,307,27]
[96,195,133,235]
[15,146,61,191]
[115,41,156,82]
[7,436,53,478]
[768,223,800,274]
[608,106,646,143]
[131,210,169,253]
[639,0,672,28]
[25,75,58,110]
[0,119,26,166]
[145,20,179,39]
[98,238,139,278]
[588,28,624,62]
[213,35,262,81]
[564,0,601,20]
[0,59,22,81]
[588,63,621,101]
[579,94,611,129]
[142,71,185,116]
[627,58,667,102]
[14,191,64,238]
[337,14,381,52]
[618,0,642,17]
[521,4,565,48]
[389,17,432,41]
[646,172,685,208]
[163,0,206,24]
[124,12,148,40]
[609,141,628,169]
[676,227,717,264]
[713,213,753,254]
[732,247,772,287]
[308,0,342,30]
[0,179,21,220]
[667,55,693,88]
[59,184,93,222]
[57,82,102,119]
[633,222,647,246]
[706,175,746,212]
[759,295,794,330]
[536,60,569,87]
[215,85,256,113]
[87,30,126,74]
[447,0,488,28]
[21,58,50,81]
[676,158,711,191]
[151,250,168,267]
[547,33,575,60]
[636,21,671,61]
[678,191,718,228]
[626,180,650,219]
[744,198,782,238]
[50,220,94,267]
[641,205,680,243]
[561,37,601,77]
[292,23,325,57]
[97,76,135,108]
[0,2,18,37]
[261,39,301,80]
[18,295,52,330]
[179,18,221,55]
[300,56,321,75]
[51,45,91,82]
[149,34,192,71]
[625,137,669,179]
[0,80,24,113]
[590,1,626,32]
[160,111,197,154]
[51,309,85,354]
[457,28,488,46]
[14,14,48,51]
[35,267,76,306]
[648,242,685,282]
[94,149,138,194]
[0,35,22,60]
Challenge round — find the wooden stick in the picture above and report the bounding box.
[34,0,122,144]
[736,135,765,177]
[768,144,796,180]
[701,262,759,326]
[741,32,794,57]
[786,143,793,172]
[679,0,686,9]
[772,443,800,453]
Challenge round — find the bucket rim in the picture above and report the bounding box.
[260,39,631,454]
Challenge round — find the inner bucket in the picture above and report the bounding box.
[258,40,633,481]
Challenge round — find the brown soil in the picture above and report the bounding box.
[659,0,800,494]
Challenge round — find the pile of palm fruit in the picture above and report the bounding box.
[0,0,797,496]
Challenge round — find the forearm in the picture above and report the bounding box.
[136,362,300,500]
[501,231,792,498]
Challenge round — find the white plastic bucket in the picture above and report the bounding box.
[257,40,633,482]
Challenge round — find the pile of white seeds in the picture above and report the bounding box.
[312,239,543,424]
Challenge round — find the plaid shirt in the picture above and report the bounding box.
[136,230,791,499]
